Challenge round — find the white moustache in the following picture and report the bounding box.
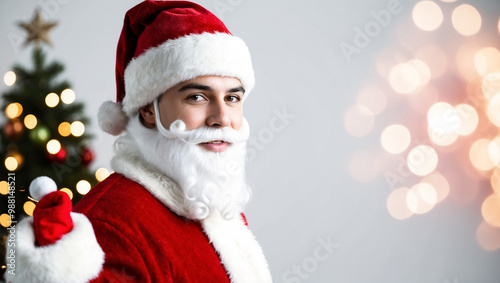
[159,118,250,145]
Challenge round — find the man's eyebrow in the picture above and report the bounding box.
[227,86,245,94]
[178,83,213,92]
[178,83,245,94]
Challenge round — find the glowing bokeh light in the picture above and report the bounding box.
[412,1,443,31]
[4,157,18,171]
[440,0,457,2]
[487,94,500,127]
[474,47,500,78]
[409,59,431,87]
[60,188,73,200]
[482,73,500,100]
[61,89,76,104]
[457,44,481,81]
[491,168,500,195]
[454,104,478,136]
[95,168,111,182]
[5,102,23,119]
[428,126,458,147]
[482,194,500,227]
[24,114,38,130]
[0,181,9,195]
[58,122,71,137]
[427,102,459,134]
[45,92,60,108]
[476,221,500,251]
[23,201,36,216]
[407,182,437,214]
[76,180,91,195]
[350,149,379,183]
[3,71,16,86]
[46,139,61,154]
[469,139,496,171]
[421,171,449,203]
[389,63,422,94]
[344,105,374,137]
[0,214,12,228]
[387,187,414,220]
[70,121,85,137]
[488,137,500,166]
[407,145,438,176]
[415,45,447,79]
[452,4,481,36]
[356,85,387,115]
[381,124,411,154]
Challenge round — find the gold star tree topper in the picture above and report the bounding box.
[18,9,58,48]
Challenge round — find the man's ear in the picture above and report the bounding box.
[139,104,156,128]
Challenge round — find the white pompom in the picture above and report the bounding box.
[98,100,129,136]
[170,119,186,133]
[29,176,58,201]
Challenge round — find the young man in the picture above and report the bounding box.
[6,1,272,282]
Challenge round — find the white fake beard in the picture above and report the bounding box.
[126,115,252,220]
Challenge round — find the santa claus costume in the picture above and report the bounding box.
[5,1,272,282]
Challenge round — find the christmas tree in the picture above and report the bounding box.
[0,10,101,268]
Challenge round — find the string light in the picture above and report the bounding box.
[3,71,16,86]
[412,1,443,31]
[4,157,18,171]
[23,201,36,216]
[5,102,23,119]
[0,214,12,228]
[76,180,91,195]
[0,181,9,195]
[381,124,411,154]
[407,145,438,176]
[452,4,481,36]
[474,47,500,77]
[469,139,496,171]
[482,73,500,100]
[61,89,76,104]
[46,139,61,154]
[58,122,71,137]
[387,187,414,220]
[24,114,38,130]
[60,188,73,200]
[95,168,111,182]
[45,92,60,108]
[70,121,85,137]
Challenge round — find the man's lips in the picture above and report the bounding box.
[198,140,229,152]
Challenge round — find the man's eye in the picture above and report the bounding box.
[226,95,241,102]
[187,94,205,102]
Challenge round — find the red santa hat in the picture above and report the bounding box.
[98,0,254,135]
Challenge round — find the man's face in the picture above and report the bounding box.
[154,76,244,152]
[133,76,250,219]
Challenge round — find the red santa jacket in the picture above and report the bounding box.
[7,149,272,283]
[75,172,231,282]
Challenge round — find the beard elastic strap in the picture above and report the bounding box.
[153,98,187,139]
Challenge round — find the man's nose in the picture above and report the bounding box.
[206,100,230,128]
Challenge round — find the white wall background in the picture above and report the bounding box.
[1,0,500,282]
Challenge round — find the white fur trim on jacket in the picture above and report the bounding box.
[4,213,105,283]
[202,211,273,283]
[122,32,254,117]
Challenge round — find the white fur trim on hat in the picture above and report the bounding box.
[4,213,105,283]
[122,32,254,117]
[98,100,129,136]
